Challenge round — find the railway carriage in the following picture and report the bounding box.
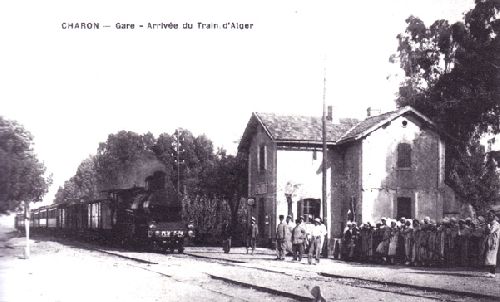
[16,170,195,253]
[38,207,48,229]
[47,205,57,229]
[14,213,24,229]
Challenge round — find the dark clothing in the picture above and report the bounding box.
[222,222,232,253]
[246,237,256,253]
[292,243,304,261]
[248,223,259,238]
[222,222,231,239]
[276,222,287,239]
[292,225,306,244]
[276,220,287,259]
[276,239,286,259]
[223,238,232,253]
[246,223,259,254]
[308,236,321,264]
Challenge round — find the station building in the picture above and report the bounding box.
[238,106,458,246]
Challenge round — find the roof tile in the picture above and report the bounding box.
[255,112,359,143]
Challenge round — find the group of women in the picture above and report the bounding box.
[342,210,500,276]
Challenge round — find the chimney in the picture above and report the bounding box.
[327,105,340,124]
[327,106,332,121]
[366,107,381,117]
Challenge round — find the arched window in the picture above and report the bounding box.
[397,143,412,168]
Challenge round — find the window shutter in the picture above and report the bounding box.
[397,143,411,168]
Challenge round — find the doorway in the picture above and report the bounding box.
[297,198,321,222]
[396,197,412,220]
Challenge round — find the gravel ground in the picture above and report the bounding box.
[1,219,499,302]
[0,223,290,302]
[186,247,500,301]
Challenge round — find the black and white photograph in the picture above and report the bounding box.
[1,0,499,301]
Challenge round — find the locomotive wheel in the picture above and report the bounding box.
[168,248,175,253]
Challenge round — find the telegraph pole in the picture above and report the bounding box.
[173,129,184,196]
[321,63,329,256]
[24,200,30,259]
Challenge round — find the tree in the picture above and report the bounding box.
[72,156,99,200]
[392,0,500,210]
[449,139,500,210]
[56,128,249,244]
[95,131,158,190]
[394,1,500,142]
[200,149,248,228]
[0,116,51,213]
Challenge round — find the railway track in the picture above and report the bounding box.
[100,248,499,302]
[22,235,500,302]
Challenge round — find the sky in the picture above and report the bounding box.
[0,0,476,206]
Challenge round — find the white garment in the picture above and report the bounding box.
[319,223,327,237]
[319,223,327,250]
[485,220,500,266]
[311,224,323,237]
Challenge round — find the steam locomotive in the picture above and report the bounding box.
[15,170,194,253]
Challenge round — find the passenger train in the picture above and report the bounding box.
[15,171,195,253]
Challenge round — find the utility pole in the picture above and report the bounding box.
[172,129,184,196]
[24,200,30,259]
[321,63,329,257]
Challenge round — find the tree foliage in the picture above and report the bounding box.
[0,116,51,213]
[392,0,500,210]
[96,131,157,190]
[56,128,248,242]
[449,139,500,209]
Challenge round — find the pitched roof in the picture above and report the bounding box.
[255,113,359,143]
[237,106,438,152]
[337,106,437,143]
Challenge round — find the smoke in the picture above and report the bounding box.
[108,156,167,190]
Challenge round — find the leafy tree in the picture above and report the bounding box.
[55,128,249,244]
[153,130,217,196]
[0,116,51,213]
[95,131,158,190]
[72,156,99,200]
[449,139,500,210]
[392,0,500,210]
[54,156,100,204]
[394,1,500,141]
[200,149,248,226]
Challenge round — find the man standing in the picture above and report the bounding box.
[308,218,323,265]
[276,215,287,260]
[485,210,500,278]
[292,219,305,262]
[319,218,327,257]
[247,217,259,255]
[285,215,295,255]
[221,219,232,253]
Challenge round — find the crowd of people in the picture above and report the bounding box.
[240,214,328,265]
[342,210,500,277]
[221,210,500,277]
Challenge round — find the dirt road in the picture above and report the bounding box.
[1,226,499,301]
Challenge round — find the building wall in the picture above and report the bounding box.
[276,148,327,219]
[360,114,447,223]
[331,141,362,237]
[247,124,276,245]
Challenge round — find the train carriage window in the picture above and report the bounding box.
[88,203,100,229]
[102,201,112,229]
[88,204,92,228]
